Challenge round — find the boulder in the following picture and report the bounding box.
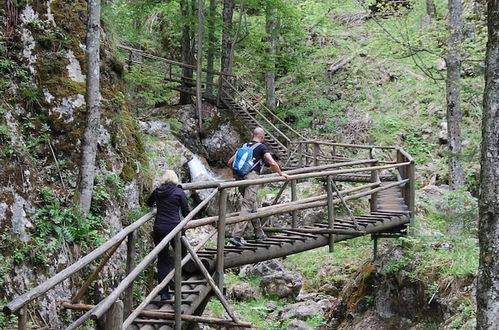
[276,300,324,320]
[241,259,286,278]
[261,270,303,299]
[228,282,262,301]
[286,319,314,330]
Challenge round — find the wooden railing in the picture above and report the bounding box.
[1,145,415,329]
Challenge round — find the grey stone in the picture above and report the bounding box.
[286,319,313,330]
[242,259,286,277]
[278,301,324,320]
[261,270,303,299]
[8,190,35,242]
[66,50,85,82]
[228,282,261,301]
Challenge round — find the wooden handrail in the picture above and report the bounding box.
[2,211,156,315]
[221,77,291,146]
[118,44,235,77]
[234,76,305,141]
[83,189,218,322]
[219,162,411,189]
[292,140,398,150]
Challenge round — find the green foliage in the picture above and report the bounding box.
[91,174,126,213]
[32,189,106,251]
[125,64,176,112]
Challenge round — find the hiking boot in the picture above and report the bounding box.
[255,235,267,243]
[228,237,244,247]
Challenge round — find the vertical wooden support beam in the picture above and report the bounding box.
[332,145,336,158]
[17,306,27,330]
[127,51,132,73]
[103,300,123,330]
[370,166,379,213]
[408,160,416,234]
[298,142,303,167]
[290,180,297,228]
[174,232,182,330]
[123,232,136,318]
[216,189,228,290]
[305,143,310,166]
[396,149,406,201]
[326,176,335,253]
[313,142,319,166]
[196,0,204,131]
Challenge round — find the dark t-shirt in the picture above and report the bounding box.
[245,141,269,174]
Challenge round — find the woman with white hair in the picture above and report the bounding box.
[146,170,190,302]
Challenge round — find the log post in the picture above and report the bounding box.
[408,160,416,234]
[174,232,182,330]
[326,175,335,253]
[291,180,297,228]
[313,142,319,166]
[16,306,27,330]
[372,236,378,261]
[370,166,379,213]
[127,51,132,73]
[103,300,123,330]
[124,231,136,317]
[216,188,228,290]
[298,142,303,167]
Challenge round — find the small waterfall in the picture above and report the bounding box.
[188,156,217,182]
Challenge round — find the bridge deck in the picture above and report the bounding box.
[131,186,409,330]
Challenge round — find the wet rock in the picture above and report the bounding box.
[261,270,303,299]
[228,282,262,301]
[286,319,314,330]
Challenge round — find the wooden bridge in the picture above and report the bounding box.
[2,47,415,330]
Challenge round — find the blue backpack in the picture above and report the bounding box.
[232,142,262,177]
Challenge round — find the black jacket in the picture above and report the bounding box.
[146,183,190,233]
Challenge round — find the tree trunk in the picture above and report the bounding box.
[426,0,437,19]
[78,0,101,215]
[445,0,464,189]
[220,0,234,84]
[196,0,203,131]
[180,0,194,104]
[477,1,499,329]
[206,0,217,94]
[265,4,277,110]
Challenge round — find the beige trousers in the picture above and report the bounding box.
[231,171,265,238]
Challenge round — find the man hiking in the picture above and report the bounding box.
[228,127,290,246]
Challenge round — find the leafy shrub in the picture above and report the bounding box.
[32,189,105,250]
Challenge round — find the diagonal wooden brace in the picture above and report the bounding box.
[181,237,241,324]
[330,180,361,230]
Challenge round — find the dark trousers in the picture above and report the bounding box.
[153,230,186,295]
